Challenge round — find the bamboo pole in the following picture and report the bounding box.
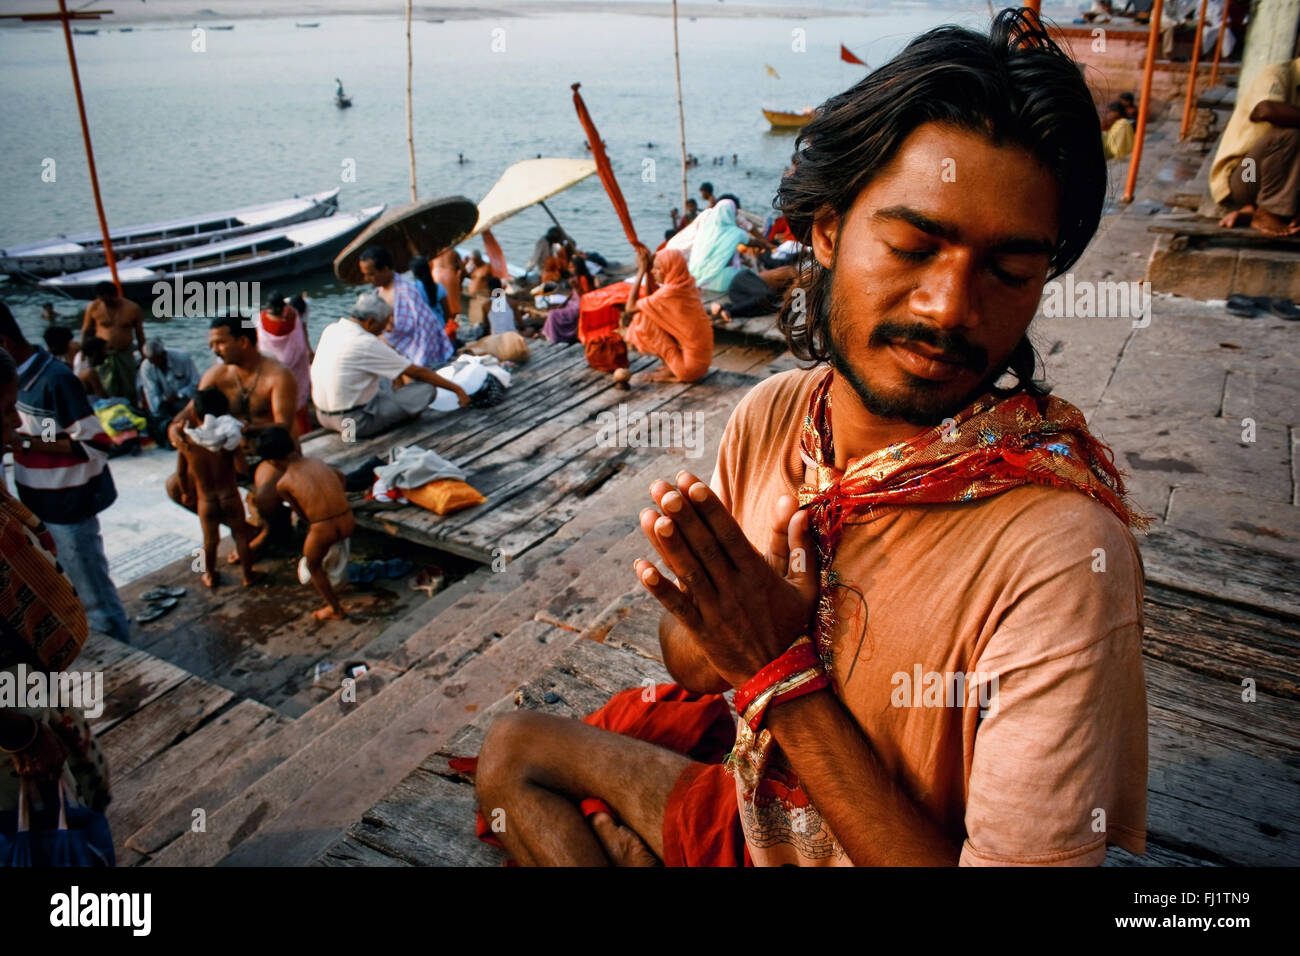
[1208,0,1228,88]
[56,0,121,293]
[1180,0,1210,139]
[1123,0,1164,203]
[673,0,688,216]
[405,0,417,202]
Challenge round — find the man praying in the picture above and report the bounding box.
[474,11,1148,867]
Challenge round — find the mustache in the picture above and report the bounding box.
[867,320,987,372]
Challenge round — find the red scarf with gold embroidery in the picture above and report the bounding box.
[797,368,1145,670]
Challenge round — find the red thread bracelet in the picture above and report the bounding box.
[734,637,820,718]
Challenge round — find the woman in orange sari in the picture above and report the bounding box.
[619,247,713,384]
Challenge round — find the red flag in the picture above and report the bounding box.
[571,83,641,251]
[840,43,867,66]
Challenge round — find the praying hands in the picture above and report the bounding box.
[633,469,819,688]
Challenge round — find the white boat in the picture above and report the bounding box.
[41,205,385,300]
[1,188,340,276]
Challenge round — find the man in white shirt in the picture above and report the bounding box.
[311,292,468,440]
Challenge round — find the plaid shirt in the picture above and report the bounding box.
[384,273,453,369]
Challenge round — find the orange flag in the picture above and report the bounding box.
[840,43,868,67]
[571,82,640,250]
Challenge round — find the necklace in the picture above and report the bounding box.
[234,358,262,412]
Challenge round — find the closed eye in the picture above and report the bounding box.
[888,245,933,264]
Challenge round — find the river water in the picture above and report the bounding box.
[1,6,993,367]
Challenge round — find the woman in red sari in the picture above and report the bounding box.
[619,247,713,384]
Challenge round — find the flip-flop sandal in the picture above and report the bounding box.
[136,599,177,623]
[1225,294,1258,317]
[360,561,382,584]
[1266,298,1300,320]
[346,562,365,585]
[141,585,186,602]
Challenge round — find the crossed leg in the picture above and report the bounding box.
[475,710,692,866]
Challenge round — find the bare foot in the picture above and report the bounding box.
[242,570,263,588]
[1251,208,1300,236]
[202,571,219,589]
[589,812,661,867]
[709,303,732,325]
[1219,206,1252,229]
[313,604,347,621]
[612,367,631,384]
[630,368,680,386]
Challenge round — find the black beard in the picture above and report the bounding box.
[825,297,1008,429]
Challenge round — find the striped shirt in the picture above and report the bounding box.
[383,273,454,369]
[13,349,117,525]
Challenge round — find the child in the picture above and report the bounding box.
[255,426,354,620]
[174,387,258,588]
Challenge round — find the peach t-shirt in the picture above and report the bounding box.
[710,367,1147,866]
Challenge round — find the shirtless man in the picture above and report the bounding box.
[173,387,258,588]
[79,281,145,401]
[255,426,354,620]
[167,315,300,556]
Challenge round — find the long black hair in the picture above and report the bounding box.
[775,8,1105,394]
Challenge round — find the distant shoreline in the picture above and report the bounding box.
[0,1,883,28]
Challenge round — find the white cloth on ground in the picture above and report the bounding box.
[373,444,467,489]
[184,413,244,451]
[429,355,511,411]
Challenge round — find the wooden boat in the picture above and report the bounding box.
[208,25,235,31]
[1,189,339,276]
[763,107,815,129]
[72,28,97,35]
[296,22,320,28]
[41,205,384,299]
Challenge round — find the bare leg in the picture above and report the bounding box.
[303,524,346,620]
[197,501,222,588]
[475,710,692,866]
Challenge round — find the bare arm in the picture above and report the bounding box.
[402,364,470,406]
[765,689,961,865]
[79,303,96,347]
[131,302,147,352]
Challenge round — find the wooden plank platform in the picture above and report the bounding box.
[300,339,762,565]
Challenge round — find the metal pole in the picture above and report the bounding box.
[1180,0,1210,139]
[1123,0,1165,204]
[1208,0,1228,88]
[672,0,688,216]
[405,0,417,202]
[56,0,120,293]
